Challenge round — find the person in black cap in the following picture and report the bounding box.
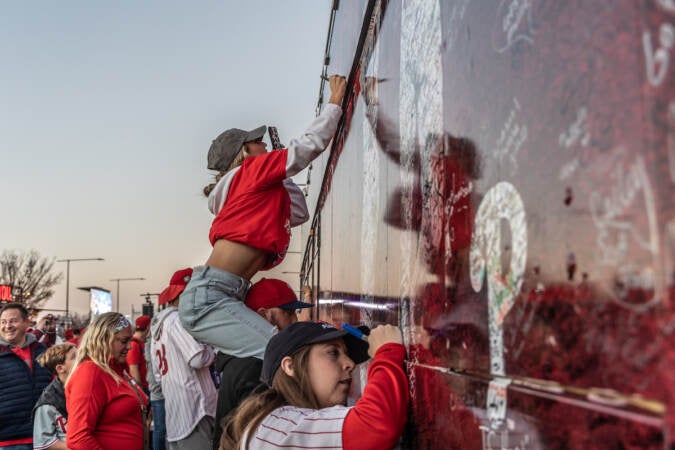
[178,75,346,362]
[219,322,408,450]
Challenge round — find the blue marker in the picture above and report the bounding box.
[342,323,369,342]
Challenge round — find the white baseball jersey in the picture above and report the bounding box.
[243,405,349,449]
[33,404,67,450]
[150,306,217,442]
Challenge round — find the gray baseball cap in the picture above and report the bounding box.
[207,125,267,171]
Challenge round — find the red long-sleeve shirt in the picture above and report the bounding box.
[65,359,147,450]
[342,343,409,449]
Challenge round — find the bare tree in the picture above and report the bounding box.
[67,311,90,329]
[0,250,62,309]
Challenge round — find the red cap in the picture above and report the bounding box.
[158,268,193,305]
[135,315,151,330]
[245,278,314,311]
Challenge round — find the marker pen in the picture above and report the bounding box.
[342,323,369,342]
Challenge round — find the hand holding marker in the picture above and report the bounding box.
[342,323,369,342]
[343,323,404,358]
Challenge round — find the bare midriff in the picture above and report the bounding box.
[205,239,268,280]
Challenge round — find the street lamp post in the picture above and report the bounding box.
[110,277,145,313]
[56,258,104,321]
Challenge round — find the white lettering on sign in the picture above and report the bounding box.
[441,0,471,52]
[493,0,534,53]
[493,98,528,176]
[643,22,675,87]
[487,378,511,428]
[668,101,675,183]
[399,0,443,304]
[558,106,590,180]
[589,152,662,311]
[558,106,590,149]
[470,182,527,435]
[470,182,527,439]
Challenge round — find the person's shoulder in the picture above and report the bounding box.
[162,308,182,327]
[272,404,349,420]
[261,405,348,435]
[70,359,101,378]
[241,149,287,171]
[34,401,60,416]
[30,339,48,353]
[267,405,315,423]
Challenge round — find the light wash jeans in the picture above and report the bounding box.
[178,266,273,359]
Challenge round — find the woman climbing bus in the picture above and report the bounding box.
[178,75,347,358]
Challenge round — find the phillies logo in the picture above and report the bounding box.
[56,415,67,432]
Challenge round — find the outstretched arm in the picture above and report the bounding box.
[342,325,409,450]
[285,75,346,177]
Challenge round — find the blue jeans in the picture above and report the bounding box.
[151,399,166,450]
[0,445,32,450]
[178,266,273,359]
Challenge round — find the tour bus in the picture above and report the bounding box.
[295,1,675,448]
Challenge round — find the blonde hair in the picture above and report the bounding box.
[66,312,130,385]
[36,343,76,375]
[203,144,249,197]
[220,345,319,450]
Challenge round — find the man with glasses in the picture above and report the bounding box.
[0,303,51,450]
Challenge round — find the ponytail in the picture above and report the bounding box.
[203,145,249,198]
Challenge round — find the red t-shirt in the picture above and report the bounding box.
[66,359,147,450]
[11,346,32,370]
[126,337,148,389]
[209,149,291,270]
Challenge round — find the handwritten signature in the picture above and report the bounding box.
[643,22,674,87]
[493,0,534,53]
[494,98,528,176]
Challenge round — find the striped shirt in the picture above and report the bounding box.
[246,405,348,449]
[151,307,216,441]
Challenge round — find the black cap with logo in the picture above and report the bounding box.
[261,321,370,385]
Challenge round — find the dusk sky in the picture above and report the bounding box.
[1,1,333,317]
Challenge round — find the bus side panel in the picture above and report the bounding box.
[306,1,675,448]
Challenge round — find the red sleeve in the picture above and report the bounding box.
[126,339,142,366]
[65,362,107,450]
[241,149,288,189]
[342,343,409,450]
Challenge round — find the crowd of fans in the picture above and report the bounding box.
[0,76,409,450]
